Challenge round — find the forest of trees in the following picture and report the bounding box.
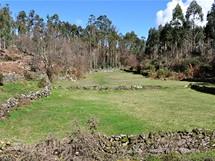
[0,0,215,80]
[144,0,215,79]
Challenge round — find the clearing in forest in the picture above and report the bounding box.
[0,70,214,144]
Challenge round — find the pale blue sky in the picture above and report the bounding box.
[1,0,174,38]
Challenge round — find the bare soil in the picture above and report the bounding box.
[0,49,32,74]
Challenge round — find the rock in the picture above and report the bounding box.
[178,148,192,154]
[148,146,166,154]
[192,128,200,134]
[158,131,165,137]
[6,141,11,146]
[139,133,147,140]
[177,139,186,147]
[128,135,137,144]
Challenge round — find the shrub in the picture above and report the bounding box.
[140,59,156,77]
[194,64,213,78]
[24,72,36,81]
[75,70,83,79]
[38,77,49,88]
[156,68,172,79]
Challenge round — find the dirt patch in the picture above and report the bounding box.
[0,49,32,74]
[0,49,22,61]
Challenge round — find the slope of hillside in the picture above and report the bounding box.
[0,49,32,74]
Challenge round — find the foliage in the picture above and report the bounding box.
[144,0,215,79]
[1,2,215,78]
[205,1,215,49]
[186,0,204,27]
[0,4,13,49]
[38,77,49,88]
[155,67,173,79]
[24,71,36,81]
[140,59,156,76]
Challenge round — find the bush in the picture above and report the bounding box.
[0,73,4,86]
[194,64,213,78]
[74,70,83,79]
[24,72,36,81]
[156,68,173,79]
[140,59,156,76]
[38,77,49,88]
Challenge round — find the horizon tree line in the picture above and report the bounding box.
[0,0,215,80]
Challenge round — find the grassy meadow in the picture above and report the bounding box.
[0,80,40,105]
[0,70,215,145]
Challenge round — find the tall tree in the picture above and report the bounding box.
[95,15,112,67]
[185,0,204,52]
[171,4,186,58]
[205,1,215,49]
[145,28,160,60]
[16,10,28,51]
[159,23,173,61]
[0,4,13,49]
[16,11,27,35]
[86,14,98,68]
[107,26,119,67]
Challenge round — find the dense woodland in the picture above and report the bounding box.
[0,0,215,80]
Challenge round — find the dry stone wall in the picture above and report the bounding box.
[0,85,52,120]
[2,73,25,84]
[100,129,215,155]
[0,129,215,160]
[61,85,183,91]
[1,72,48,84]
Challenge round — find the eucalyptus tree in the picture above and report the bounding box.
[95,15,113,67]
[85,14,98,68]
[46,13,61,51]
[171,4,186,58]
[145,28,160,60]
[107,25,119,67]
[16,11,27,35]
[185,0,204,52]
[27,10,36,37]
[60,21,73,42]
[0,4,13,49]
[32,14,45,54]
[205,1,215,49]
[70,24,78,39]
[16,10,28,50]
[159,23,173,61]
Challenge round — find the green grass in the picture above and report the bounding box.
[0,71,214,145]
[0,80,40,104]
[54,70,190,88]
